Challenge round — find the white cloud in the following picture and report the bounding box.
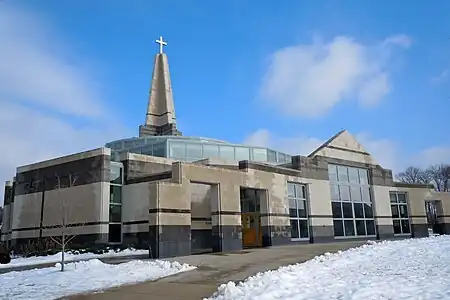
[357,73,390,107]
[259,34,411,117]
[431,69,448,85]
[413,146,450,167]
[243,129,323,156]
[355,132,400,170]
[244,129,450,173]
[0,3,130,196]
[382,34,412,48]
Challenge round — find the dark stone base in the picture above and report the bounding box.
[309,225,335,243]
[9,233,109,255]
[434,223,450,235]
[122,232,149,250]
[149,225,190,259]
[290,239,310,245]
[139,124,182,137]
[261,226,290,247]
[212,225,242,252]
[191,229,213,252]
[376,224,394,240]
[411,223,429,238]
[336,236,377,242]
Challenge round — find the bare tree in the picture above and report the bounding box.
[396,166,429,184]
[49,173,80,272]
[426,164,450,192]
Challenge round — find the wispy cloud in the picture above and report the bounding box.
[259,34,411,118]
[431,69,448,85]
[0,3,130,193]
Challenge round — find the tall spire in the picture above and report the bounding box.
[139,36,181,137]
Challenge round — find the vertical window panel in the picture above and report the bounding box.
[288,182,309,240]
[328,164,375,237]
[390,192,411,235]
[328,165,338,182]
[337,166,349,183]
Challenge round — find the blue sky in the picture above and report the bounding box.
[0,0,449,185]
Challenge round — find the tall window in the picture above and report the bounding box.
[109,163,123,243]
[288,182,309,240]
[390,192,411,235]
[329,164,376,237]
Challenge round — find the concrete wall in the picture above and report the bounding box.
[3,203,13,243]
[391,184,428,237]
[40,182,109,243]
[143,155,404,259]
[17,148,111,173]
[146,159,344,258]
[425,189,450,234]
[190,183,212,251]
[122,182,151,248]
[372,185,395,239]
[1,204,10,242]
[1,181,14,243]
[148,181,191,258]
[120,152,173,181]
[430,191,450,231]
[8,148,111,249]
[10,193,43,241]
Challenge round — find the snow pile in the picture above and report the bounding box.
[1,248,148,269]
[0,259,195,300]
[207,236,450,300]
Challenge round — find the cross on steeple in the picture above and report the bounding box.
[155,36,167,54]
[139,35,181,137]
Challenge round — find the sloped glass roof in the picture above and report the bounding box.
[105,135,292,165]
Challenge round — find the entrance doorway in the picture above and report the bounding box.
[425,200,443,234]
[240,188,263,248]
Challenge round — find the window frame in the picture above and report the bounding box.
[390,192,411,235]
[169,141,186,159]
[186,143,203,160]
[329,164,376,239]
[219,145,235,161]
[203,144,219,158]
[288,182,309,241]
[235,147,250,161]
[109,163,123,244]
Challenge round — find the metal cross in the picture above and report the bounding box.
[155,36,167,54]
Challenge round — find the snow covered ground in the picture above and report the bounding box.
[1,259,195,300]
[0,248,148,269]
[208,235,450,300]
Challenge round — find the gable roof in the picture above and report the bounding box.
[308,129,346,158]
[308,129,378,166]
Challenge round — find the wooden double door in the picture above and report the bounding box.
[241,213,262,248]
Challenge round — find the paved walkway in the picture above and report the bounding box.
[66,240,367,300]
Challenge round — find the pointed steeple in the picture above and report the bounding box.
[139,36,181,137]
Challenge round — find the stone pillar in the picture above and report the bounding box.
[148,182,191,259]
[436,199,450,234]
[308,180,335,243]
[372,185,394,239]
[261,189,290,246]
[406,188,431,238]
[1,181,13,244]
[211,184,242,253]
[439,194,450,234]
